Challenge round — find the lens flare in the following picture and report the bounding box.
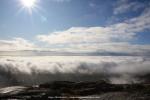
[21,0,36,8]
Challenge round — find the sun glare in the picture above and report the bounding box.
[21,0,36,8]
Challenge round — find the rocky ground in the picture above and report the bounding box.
[0,80,150,100]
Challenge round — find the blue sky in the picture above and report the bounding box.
[0,0,114,39]
[0,0,150,55]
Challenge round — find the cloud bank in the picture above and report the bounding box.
[0,56,150,87]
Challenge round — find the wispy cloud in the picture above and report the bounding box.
[37,9,150,44]
[113,0,145,15]
[89,3,96,8]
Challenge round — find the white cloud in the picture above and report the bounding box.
[36,9,150,54]
[37,25,135,45]
[37,27,131,44]
[0,38,36,51]
[37,10,150,44]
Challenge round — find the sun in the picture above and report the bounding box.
[21,0,36,8]
[19,0,38,14]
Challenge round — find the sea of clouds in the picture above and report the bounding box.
[0,56,150,87]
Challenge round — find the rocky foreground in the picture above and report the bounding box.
[0,80,150,100]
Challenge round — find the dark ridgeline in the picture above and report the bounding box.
[0,80,149,100]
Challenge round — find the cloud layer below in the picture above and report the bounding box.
[0,56,150,87]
